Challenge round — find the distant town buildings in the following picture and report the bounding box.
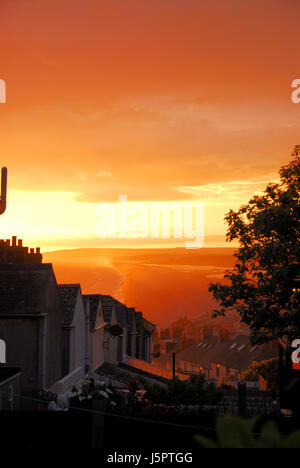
[175,334,277,383]
[153,317,276,385]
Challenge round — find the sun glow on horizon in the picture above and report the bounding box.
[0,180,267,251]
[1,0,299,252]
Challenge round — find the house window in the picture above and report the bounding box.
[103,340,110,350]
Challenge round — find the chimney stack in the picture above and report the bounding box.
[0,236,42,264]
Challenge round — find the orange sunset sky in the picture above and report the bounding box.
[0,0,299,250]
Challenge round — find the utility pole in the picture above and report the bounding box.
[0,167,7,215]
[172,352,176,379]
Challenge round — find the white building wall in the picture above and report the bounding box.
[103,331,118,365]
[69,292,86,373]
[92,327,105,370]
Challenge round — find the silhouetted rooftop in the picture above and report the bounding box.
[0,263,54,315]
[100,295,127,328]
[58,284,81,326]
[0,236,42,264]
[95,361,168,388]
[175,335,277,372]
[83,294,103,331]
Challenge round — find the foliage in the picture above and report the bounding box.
[142,375,222,406]
[195,415,300,448]
[209,149,300,343]
[127,379,140,395]
[240,358,278,391]
[71,378,119,408]
[217,380,237,393]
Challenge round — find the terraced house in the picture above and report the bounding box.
[0,236,156,407]
[175,334,277,383]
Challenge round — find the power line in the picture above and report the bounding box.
[0,389,217,432]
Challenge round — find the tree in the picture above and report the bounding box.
[142,375,222,406]
[195,415,300,448]
[239,358,278,391]
[209,146,300,343]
